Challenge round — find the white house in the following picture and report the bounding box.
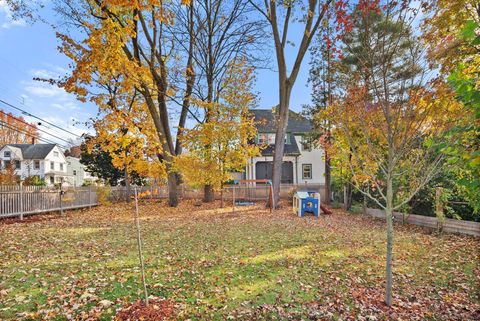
[242,109,326,185]
[66,156,97,186]
[0,144,70,186]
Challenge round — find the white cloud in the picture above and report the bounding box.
[13,65,98,144]
[24,84,66,98]
[0,0,26,29]
[31,68,59,79]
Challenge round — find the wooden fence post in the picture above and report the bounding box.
[435,187,445,233]
[232,186,235,214]
[88,186,92,208]
[59,183,64,216]
[19,181,24,220]
[221,186,224,208]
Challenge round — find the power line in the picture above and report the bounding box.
[0,98,82,138]
[0,119,68,149]
[0,110,73,145]
[0,119,62,147]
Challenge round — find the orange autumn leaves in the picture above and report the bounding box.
[320,81,463,189]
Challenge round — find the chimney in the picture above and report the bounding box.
[31,137,36,145]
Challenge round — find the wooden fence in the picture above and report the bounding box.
[364,208,480,237]
[0,185,97,219]
[0,183,325,220]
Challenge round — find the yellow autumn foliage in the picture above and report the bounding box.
[173,60,260,189]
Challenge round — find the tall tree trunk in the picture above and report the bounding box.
[324,155,331,205]
[271,84,292,208]
[124,164,131,203]
[203,184,215,202]
[203,37,215,202]
[343,184,352,211]
[385,176,394,306]
[167,170,179,207]
[175,0,196,157]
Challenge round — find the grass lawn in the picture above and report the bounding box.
[0,201,479,320]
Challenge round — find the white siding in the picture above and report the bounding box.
[294,135,325,185]
[66,156,97,186]
[0,145,71,186]
[245,135,326,185]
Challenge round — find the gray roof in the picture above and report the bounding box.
[250,109,312,133]
[260,136,301,156]
[1,144,57,159]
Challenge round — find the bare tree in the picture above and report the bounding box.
[171,0,267,202]
[47,1,201,207]
[248,0,332,207]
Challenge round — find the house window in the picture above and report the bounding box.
[60,163,64,171]
[301,136,312,151]
[54,151,59,157]
[267,134,275,144]
[4,151,11,158]
[257,133,267,144]
[50,162,54,170]
[73,170,77,176]
[14,160,21,169]
[302,164,312,180]
[284,134,289,144]
[34,160,40,170]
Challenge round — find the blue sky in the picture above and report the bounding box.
[0,1,313,145]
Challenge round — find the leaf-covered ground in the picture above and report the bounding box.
[0,201,479,320]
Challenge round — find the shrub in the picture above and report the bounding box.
[96,186,112,205]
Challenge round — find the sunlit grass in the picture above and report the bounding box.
[0,201,478,320]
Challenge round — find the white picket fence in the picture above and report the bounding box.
[0,185,97,219]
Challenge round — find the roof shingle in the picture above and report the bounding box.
[1,144,57,159]
[250,108,312,133]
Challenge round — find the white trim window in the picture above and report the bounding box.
[302,164,312,180]
[60,163,64,171]
[50,162,55,170]
[53,151,59,157]
[257,133,267,145]
[3,151,11,158]
[301,136,312,151]
[34,160,40,170]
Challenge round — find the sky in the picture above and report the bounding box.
[0,1,314,147]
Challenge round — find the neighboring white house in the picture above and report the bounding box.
[241,109,326,185]
[66,156,97,186]
[0,143,70,186]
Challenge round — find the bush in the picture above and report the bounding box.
[23,176,46,186]
[96,186,112,205]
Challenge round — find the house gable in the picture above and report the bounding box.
[45,145,67,163]
[0,145,23,160]
[250,108,312,134]
[250,108,313,157]
[2,144,57,160]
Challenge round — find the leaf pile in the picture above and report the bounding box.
[114,298,175,321]
[0,200,478,320]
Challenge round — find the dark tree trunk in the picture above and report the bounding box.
[343,183,352,211]
[167,171,179,207]
[124,165,131,203]
[203,184,215,202]
[271,85,292,208]
[324,154,331,205]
